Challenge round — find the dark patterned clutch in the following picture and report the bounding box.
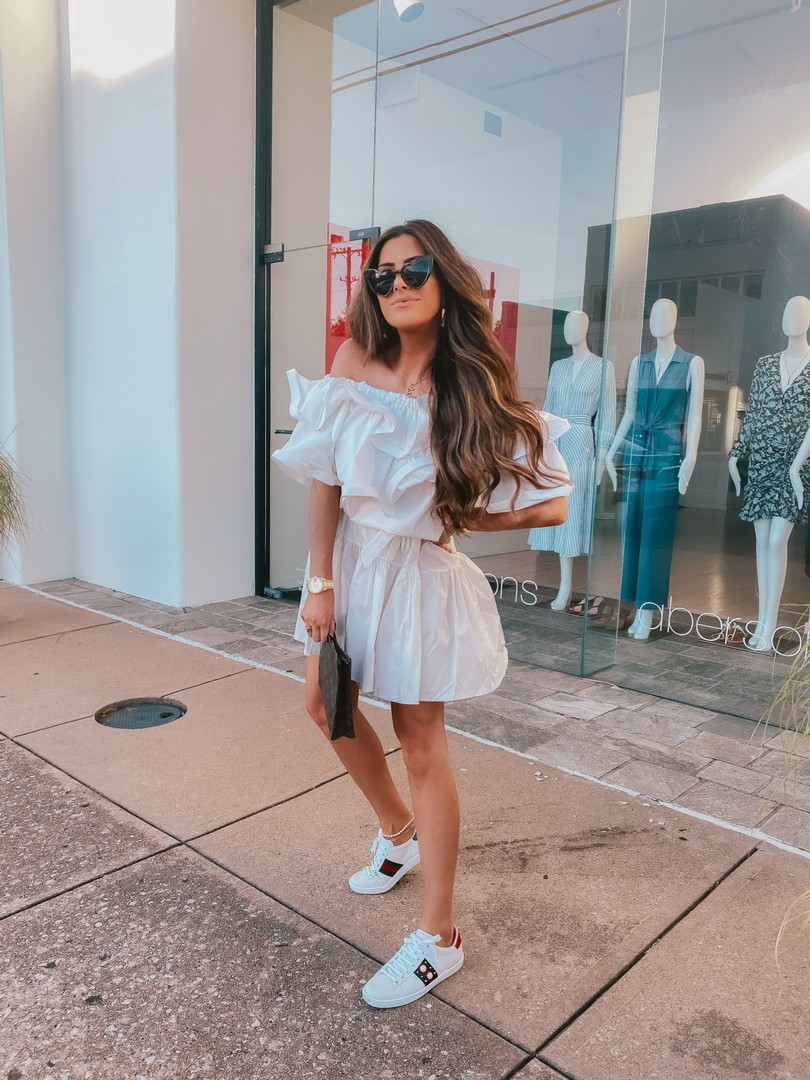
[318,634,355,740]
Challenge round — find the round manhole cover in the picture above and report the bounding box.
[95,697,187,729]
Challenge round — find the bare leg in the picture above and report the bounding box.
[750,519,773,651]
[391,700,459,947]
[304,656,412,836]
[754,517,795,651]
[550,556,574,611]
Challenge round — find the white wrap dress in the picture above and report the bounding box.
[272,370,572,704]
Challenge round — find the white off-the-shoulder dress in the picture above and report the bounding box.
[271,370,572,704]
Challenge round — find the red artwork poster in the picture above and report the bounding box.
[325,226,370,374]
[325,226,520,373]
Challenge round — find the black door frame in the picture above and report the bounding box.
[254,0,274,596]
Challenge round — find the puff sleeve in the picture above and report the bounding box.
[486,412,574,514]
[271,370,342,487]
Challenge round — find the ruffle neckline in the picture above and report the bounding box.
[324,374,431,409]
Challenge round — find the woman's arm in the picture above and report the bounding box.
[471,496,568,533]
[301,480,341,644]
[789,423,810,511]
[678,355,705,494]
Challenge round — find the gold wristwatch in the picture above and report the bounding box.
[307,575,334,594]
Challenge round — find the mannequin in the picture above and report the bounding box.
[530,310,616,610]
[606,299,705,640]
[729,295,810,651]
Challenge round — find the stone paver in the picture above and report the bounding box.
[748,749,810,780]
[764,729,810,759]
[676,781,773,829]
[601,708,699,746]
[760,806,810,848]
[760,778,810,813]
[0,741,171,916]
[530,692,617,721]
[445,702,566,756]
[0,848,525,1080]
[638,698,720,726]
[524,731,632,777]
[698,760,773,796]
[574,682,656,709]
[604,760,700,801]
[543,849,810,1079]
[683,731,768,768]
[602,731,713,773]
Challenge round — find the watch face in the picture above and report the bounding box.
[309,576,324,594]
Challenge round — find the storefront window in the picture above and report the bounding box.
[266,0,810,722]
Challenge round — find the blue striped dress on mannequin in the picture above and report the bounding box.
[529,355,617,557]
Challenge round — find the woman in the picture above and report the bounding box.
[272,220,571,1009]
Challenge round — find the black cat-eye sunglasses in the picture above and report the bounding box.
[363,254,434,297]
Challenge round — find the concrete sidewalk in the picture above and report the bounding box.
[1,583,809,1079]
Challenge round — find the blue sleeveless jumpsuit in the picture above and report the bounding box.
[620,346,693,608]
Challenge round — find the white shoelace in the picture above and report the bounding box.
[366,832,390,876]
[382,931,440,985]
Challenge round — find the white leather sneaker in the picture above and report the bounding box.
[349,829,420,895]
[362,927,464,1008]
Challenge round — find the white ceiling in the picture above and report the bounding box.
[284,0,810,135]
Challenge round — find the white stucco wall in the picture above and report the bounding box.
[1,0,256,604]
[62,0,182,602]
[175,0,255,605]
[0,0,73,585]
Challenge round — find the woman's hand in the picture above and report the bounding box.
[789,466,804,510]
[301,590,335,644]
[728,455,741,497]
[470,496,568,532]
[605,452,618,492]
[678,454,696,496]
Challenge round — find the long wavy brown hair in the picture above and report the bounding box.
[347,219,568,534]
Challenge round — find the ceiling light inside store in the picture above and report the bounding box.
[394,0,425,22]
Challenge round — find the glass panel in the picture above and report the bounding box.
[721,274,742,294]
[661,280,679,303]
[644,281,661,317]
[680,280,698,317]
[743,272,764,300]
[581,0,669,678]
[267,0,377,589]
[371,0,626,676]
[600,0,810,720]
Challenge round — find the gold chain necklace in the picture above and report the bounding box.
[406,374,430,397]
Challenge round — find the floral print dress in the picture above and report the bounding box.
[730,353,810,524]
